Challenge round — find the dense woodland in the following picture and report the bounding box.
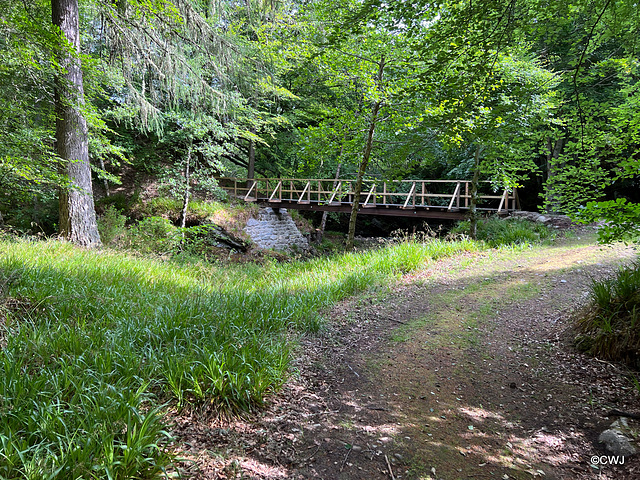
[0,0,639,244]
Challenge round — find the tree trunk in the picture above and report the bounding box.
[346,57,385,250]
[346,101,381,250]
[179,144,192,230]
[545,137,565,213]
[469,144,482,240]
[246,129,256,188]
[54,0,101,247]
[317,162,341,243]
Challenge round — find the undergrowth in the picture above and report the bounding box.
[451,216,555,247]
[0,235,477,478]
[575,260,640,368]
[97,198,262,254]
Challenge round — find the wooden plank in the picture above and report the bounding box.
[328,181,342,205]
[402,182,416,209]
[269,181,282,202]
[497,189,509,213]
[270,202,468,219]
[244,180,257,202]
[447,182,461,211]
[298,181,311,204]
[363,184,377,208]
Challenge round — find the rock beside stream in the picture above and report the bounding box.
[509,211,574,228]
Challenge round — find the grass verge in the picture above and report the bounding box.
[0,235,477,478]
[450,216,555,248]
[575,259,640,368]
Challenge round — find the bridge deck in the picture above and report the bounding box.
[217,177,520,219]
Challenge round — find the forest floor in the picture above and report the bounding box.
[172,230,640,480]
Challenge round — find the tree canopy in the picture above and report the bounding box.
[0,0,637,242]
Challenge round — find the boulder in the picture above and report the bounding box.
[598,417,638,457]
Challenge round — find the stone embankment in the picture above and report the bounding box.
[244,207,309,252]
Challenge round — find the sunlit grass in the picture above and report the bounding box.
[451,216,555,247]
[0,235,477,478]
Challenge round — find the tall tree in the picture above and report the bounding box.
[53,0,101,246]
[297,0,423,249]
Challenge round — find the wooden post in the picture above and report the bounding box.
[497,189,508,213]
[403,182,416,209]
[363,184,376,207]
[244,180,257,202]
[269,181,282,202]
[298,182,311,204]
[448,182,461,211]
[328,181,342,204]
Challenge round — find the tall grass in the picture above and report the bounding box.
[0,235,477,478]
[575,260,640,368]
[451,216,555,247]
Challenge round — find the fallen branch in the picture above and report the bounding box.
[384,454,396,480]
[340,446,352,472]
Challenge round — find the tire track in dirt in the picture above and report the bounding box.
[287,235,639,480]
[174,234,639,480]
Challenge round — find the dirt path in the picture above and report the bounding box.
[175,233,640,479]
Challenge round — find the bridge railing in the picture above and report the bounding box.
[216,177,520,213]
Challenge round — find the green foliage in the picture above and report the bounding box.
[96,192,135,213]
[134,197,243,224]
[0,2,65,225]
[451,217,554,248]
[97,206,128,244]
[126,216,182,254]
[0,235,478,476]
[137,197,183,218]
[575,260,640,368]
[575,198,640,244]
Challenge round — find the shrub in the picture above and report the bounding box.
[126,216,181,254]
[451,216,554,247]
[97,206,127,245]
[138,197,183,218]
[575,260,640,368]
[96,192,132,214]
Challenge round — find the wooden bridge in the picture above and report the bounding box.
[217,177,520,220]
